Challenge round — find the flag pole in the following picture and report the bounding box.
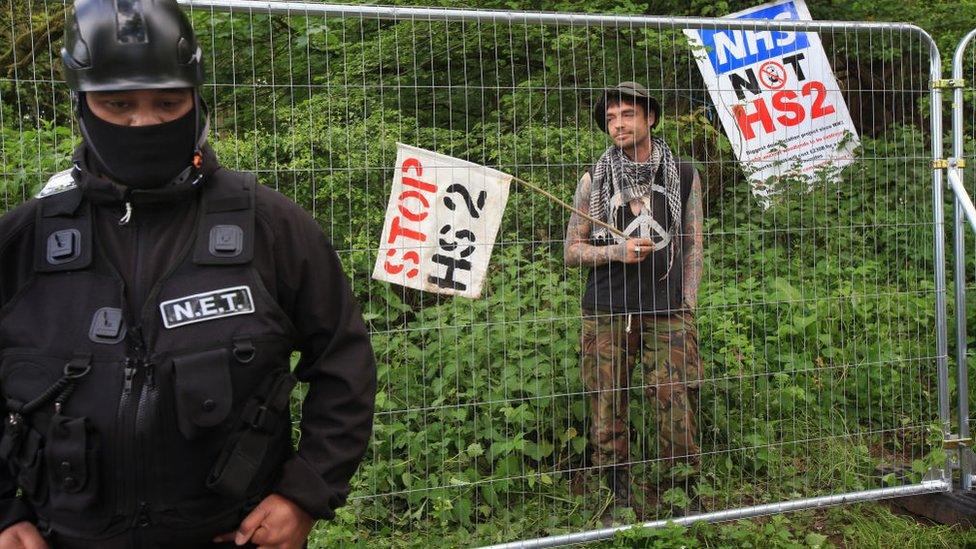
[510,176,628,239]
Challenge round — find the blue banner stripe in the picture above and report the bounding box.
[698,1,809,75]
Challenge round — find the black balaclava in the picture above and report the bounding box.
[80,95,199,189]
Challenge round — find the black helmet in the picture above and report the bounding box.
[61,0,204,92]
[62,0,210,186]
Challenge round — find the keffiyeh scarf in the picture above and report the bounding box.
[588,137,682,271]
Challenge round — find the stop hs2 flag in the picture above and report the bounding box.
[372,143,512,299]
[683,0,859,200]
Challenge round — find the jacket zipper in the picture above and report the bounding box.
[116,344,144,520]
[135,355,156,526]
[130,209,156,529]
[106,200,166,527]
[117,195,199,527]
[133,212,144,330]
[116,326,155,527]
[115,358,136,517]
[117,205,143,522]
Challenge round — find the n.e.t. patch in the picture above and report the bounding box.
[160,286,255,329]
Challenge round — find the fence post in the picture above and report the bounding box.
[951,28,976,492]
[929,30,955,492]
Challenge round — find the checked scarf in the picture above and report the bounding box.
[588,136,682,272]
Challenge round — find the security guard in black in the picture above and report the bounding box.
[0,1,376,547]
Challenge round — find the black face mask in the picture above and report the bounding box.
[80,97,198,190]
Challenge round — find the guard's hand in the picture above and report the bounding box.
[0,521,48,549]
[213,494,314,549]
[616,238,654,264]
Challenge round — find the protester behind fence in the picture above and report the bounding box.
[563,81,705,523]
[0,0,376,547]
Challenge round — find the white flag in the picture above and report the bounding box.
[372,143,512,299]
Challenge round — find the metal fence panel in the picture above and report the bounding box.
[0,1,952,546]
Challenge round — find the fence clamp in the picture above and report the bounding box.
[931,78,966,89]
[941,158,968,169]
[945,437,973,449]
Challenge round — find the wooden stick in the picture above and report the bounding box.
[510,175,628,239]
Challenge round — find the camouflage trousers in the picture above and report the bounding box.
[580,310,703,476]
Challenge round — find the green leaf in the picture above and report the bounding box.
[466,443,484,458]
[805,533,828,548]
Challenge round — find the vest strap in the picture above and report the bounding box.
[193,171,256,266]
[16,353,93,417]
[33,188,93,273]
[206,369,296,498]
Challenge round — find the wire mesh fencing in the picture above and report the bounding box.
[0,1,955,546]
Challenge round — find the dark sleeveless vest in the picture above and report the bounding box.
[0,169,297,540]
[581,159,695,314]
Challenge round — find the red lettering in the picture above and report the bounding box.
[772,90,805,127]
[387,216,426,245]
[802,81,836,119]
[385,157,435,280]
[397,190,430,222]
[402,176,437,194]
[733,98,775,141]
[402,157,423,177]
[384,248,420,279]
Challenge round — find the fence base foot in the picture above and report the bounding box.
[889,492,976,527]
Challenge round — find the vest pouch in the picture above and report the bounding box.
[0,422,48,507]
[16,426,46,505]
[0,411,24,466]
[45,415,98,512]
[172,348,233,440]
[1,356,64,507]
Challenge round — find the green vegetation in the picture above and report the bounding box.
[4,0,976,547]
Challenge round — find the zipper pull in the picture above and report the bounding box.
[137,501,152,528]
[119,201,133,225]
[122,360,137,394]
[129,326,146,357]
[145,361,156,388]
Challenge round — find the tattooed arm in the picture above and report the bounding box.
[564,173,613,266]
[681,170,704,308]
[564,172,650,266]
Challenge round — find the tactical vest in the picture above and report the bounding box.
[0,169,298,540]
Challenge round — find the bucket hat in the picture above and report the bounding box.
[593,81,661,132]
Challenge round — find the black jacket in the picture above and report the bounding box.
[0,145,376,538]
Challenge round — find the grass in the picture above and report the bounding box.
[303,499,976,548]
[600,503,976,548]
[302,428,969,548]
